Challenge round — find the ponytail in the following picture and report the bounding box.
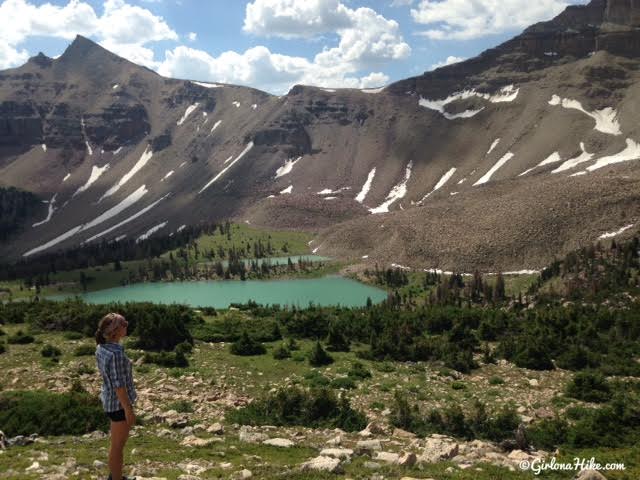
[95,312,125,345]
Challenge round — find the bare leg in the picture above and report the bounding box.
[109,420,130,480]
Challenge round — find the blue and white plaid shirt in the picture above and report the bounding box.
[95,343,137,412]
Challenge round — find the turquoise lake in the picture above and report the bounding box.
[57,276,388,308]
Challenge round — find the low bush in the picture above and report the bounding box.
[168,400,194,413]
[527,417,569,450]
[41,344,62,358]
[272,343,291,360]
[304,370,330,388]
[308,341,333,367]
[0,390,107,436]
[63,331,84,340]
[347,361,372,380]
[0,343,5,354]
[74,344,96,356]
[7,330,34,344]
[230,332,266,356]
[565,371,612,403]
[330,377,357,390]
[227,387,366,432]
[489,376,504,385]
[143,350,189,368]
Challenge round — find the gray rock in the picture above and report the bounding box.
[356,439,383,453]
[398,452,417,466]
[263,438,295,448]
[239,427,269,444]
[575,470,608,480]
[319,448,354,460]
[300,456,342,473]
[207,422,224,435]
[363,461,381,470]
[374,451,400,464]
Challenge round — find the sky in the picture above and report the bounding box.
[0,0,589,94]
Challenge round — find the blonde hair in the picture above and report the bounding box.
[95,313,126,344]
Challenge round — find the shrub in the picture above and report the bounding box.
[175,341,193,356]
[330,377,356,390]
[143,351,189,368]
[227,387,366,432]
[566,371,612,403]
[74,344,95,356]
[230,332,266,356]
[347,361,372,380]
[41,344,62,358]
[304,371,330,388]
[325,323,350,352]
[489,376,504,385]
[308,341,334,367]
[168,400,194,413]
[63,331,84,340]
[511,343,554,370]
[0,343,5,354]
[451,381,467,390]
[272,343,291,360]
[0,328,5,336]
[527,418,569,450]
[7,330,34,344]
[284,338,300,351]
[0,390,108,436]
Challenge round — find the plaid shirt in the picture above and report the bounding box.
[95,343,137,412]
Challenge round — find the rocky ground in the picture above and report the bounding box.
[0,325,636,479]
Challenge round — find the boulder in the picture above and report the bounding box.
[263,438,295,448]
[239,427,269,443]
[180,435,221,447]
[393,428,416,439]
[207,422,224,435]
[575,469,608,480]
[356,439,382,453]
[319,448,354,460]
[374,451,400,464]
[418,436,459,463]
[300,456,342,473]
[398,452,417,467]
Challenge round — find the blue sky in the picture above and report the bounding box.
[0,0,588,94]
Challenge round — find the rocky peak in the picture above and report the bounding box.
[28,52,53,68]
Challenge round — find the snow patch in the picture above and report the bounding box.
[85,141,93,156]
[280,185,293,194]
[362,255,369,259]
[41,144,47,152]
[519,152,562,176]
[84,192,170,244]
[587,138,640,171]
[419,85,519,120]
[179,161,187,168]
[474,152,514,186]
[33,194,58,227]
[232,101,241,108]
[115,235,126,242]
[275,156,302,178]
[552,143,593,173]
[177,103,199,126]
[210,120,222,133]
[391,263,411,271]
[370,161,413,214]
[548,95,621,135]
[136,222,168,242]
[570,171,587,177]
[199,142,254,194]
[177,225,186,233]
[63,173,70,182]
[193,81,222,88]
[100,147,153,201]
[355,168,376,203]
[599,224,635,240]
[420,167,456,203]
[318,187,350,195]
[73,164,110,197]
[322,88,336,93]
[251,104,257,110]
[162,170,174,181]
[113,147,123,155]
[24,185,149,256]
[487,139,500,155]
[112,84,119,89]
[222,155,234,165]
[324,196,337,200]
[361,87,385,94]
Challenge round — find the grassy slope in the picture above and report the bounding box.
[1,323,637,479]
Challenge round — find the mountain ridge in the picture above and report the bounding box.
[0,0,639,271]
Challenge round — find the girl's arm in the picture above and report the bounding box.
[115,387,135,426]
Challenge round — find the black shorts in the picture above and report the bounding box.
[106,409,126,422]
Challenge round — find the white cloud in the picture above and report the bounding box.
[159,0,407,94]
[158,44,390,94]
[391,0,414,6]
[411,0,586,40]
[430,55,465,70]
[187,32,197,42]
[0,40,28,69]
[244,0,410,68]
[0,0,176,69]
